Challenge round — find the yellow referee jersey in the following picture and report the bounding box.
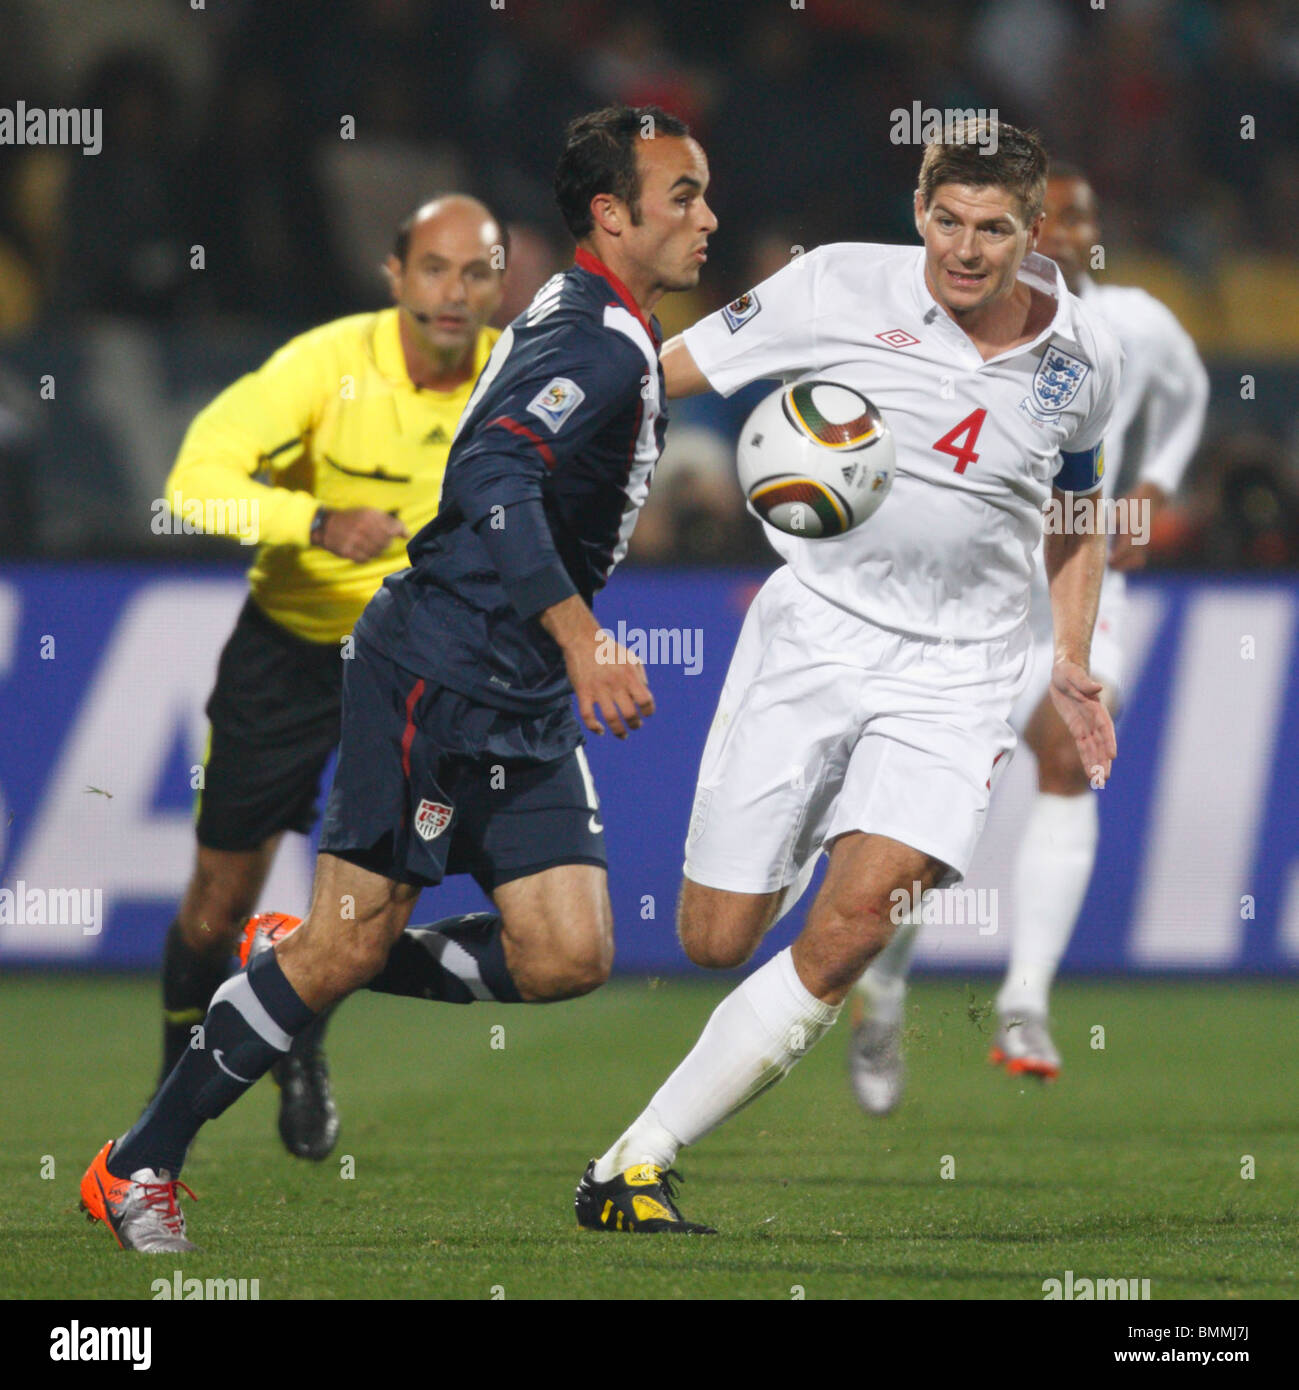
[165,309,499,642]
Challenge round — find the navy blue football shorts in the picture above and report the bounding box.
[318,635,606,891]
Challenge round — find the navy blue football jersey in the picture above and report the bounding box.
[358,248,667,715]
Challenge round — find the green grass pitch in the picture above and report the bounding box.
[3,973,1296,1300]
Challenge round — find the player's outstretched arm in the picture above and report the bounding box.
[660,335,712,399]
[1044,487,1117,786]
[540,593,655,740]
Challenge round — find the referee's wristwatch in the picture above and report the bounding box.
[309,505,330,547]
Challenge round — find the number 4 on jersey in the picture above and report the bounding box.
[933,408,987,474]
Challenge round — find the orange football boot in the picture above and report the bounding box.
[79,1140,198,1252]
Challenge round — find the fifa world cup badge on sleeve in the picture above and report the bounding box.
[721,291,761,333]
[527,377,586,433]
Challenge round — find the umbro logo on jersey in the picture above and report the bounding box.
[876,329,920,349]
[423,425,449,445]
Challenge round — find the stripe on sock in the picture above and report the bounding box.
[408,928,495,1001]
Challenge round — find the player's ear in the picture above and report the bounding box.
[912,189,926,238]
[590,192,622,237]
[1026,211,1045,252]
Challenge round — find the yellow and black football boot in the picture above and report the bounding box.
[574,1160,717,1234]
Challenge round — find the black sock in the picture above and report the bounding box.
[367,913,523,1004]
[160,919,232,1084]
[111,948,316,1179]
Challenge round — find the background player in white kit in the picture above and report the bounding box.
[850,162,1209,1111]
[574,122,1123,1233]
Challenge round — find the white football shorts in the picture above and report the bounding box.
[683,566,1032,908]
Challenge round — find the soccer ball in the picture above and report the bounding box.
[737,379,895,537]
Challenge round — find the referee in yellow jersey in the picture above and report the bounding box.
[160,194,506,1158]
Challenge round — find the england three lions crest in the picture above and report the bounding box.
[1031,344,1090,414]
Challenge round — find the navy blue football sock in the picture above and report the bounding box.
[367,912,523,1004]
[287,1001,335,1056]
[109,948,316,1178]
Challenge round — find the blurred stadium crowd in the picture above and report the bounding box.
[0,0,1297,566]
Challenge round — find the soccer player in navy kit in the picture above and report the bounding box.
[79,105,717,1252]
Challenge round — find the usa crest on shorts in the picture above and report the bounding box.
[1030,344,1090,413]
[414,798,453,841]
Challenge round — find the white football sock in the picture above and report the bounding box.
[998,791,1099,1018]
[591,1107,681,1182]
[853,916,918,1025]
[593,948,840,1181]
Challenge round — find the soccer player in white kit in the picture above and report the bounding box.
[849,163,1209,1112]
[574,121,1121,1233]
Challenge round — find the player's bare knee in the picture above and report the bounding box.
[676,903,745,968]
[679,919,755,970]
[560,949,612,997]
[676,882,766,969]
[180,884,255,951]
[524,942,611,1000]
[505,902,613,1000]
[571,919,615,994]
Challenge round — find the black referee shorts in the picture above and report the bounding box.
[196,597,344,852]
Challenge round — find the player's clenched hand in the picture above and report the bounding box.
[1048,658,1117,787]
[566,633,655,739]
[315,507,409,562]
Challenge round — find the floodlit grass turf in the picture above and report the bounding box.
[3,973,1296,1300]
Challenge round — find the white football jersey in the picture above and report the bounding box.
[1025,275,1209,633]
[1075,277,1208,499]
[683,243,1122,642]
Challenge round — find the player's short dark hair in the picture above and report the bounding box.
[391,196,509,267]
[554,104,691,240]
[918,119,1049,224]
